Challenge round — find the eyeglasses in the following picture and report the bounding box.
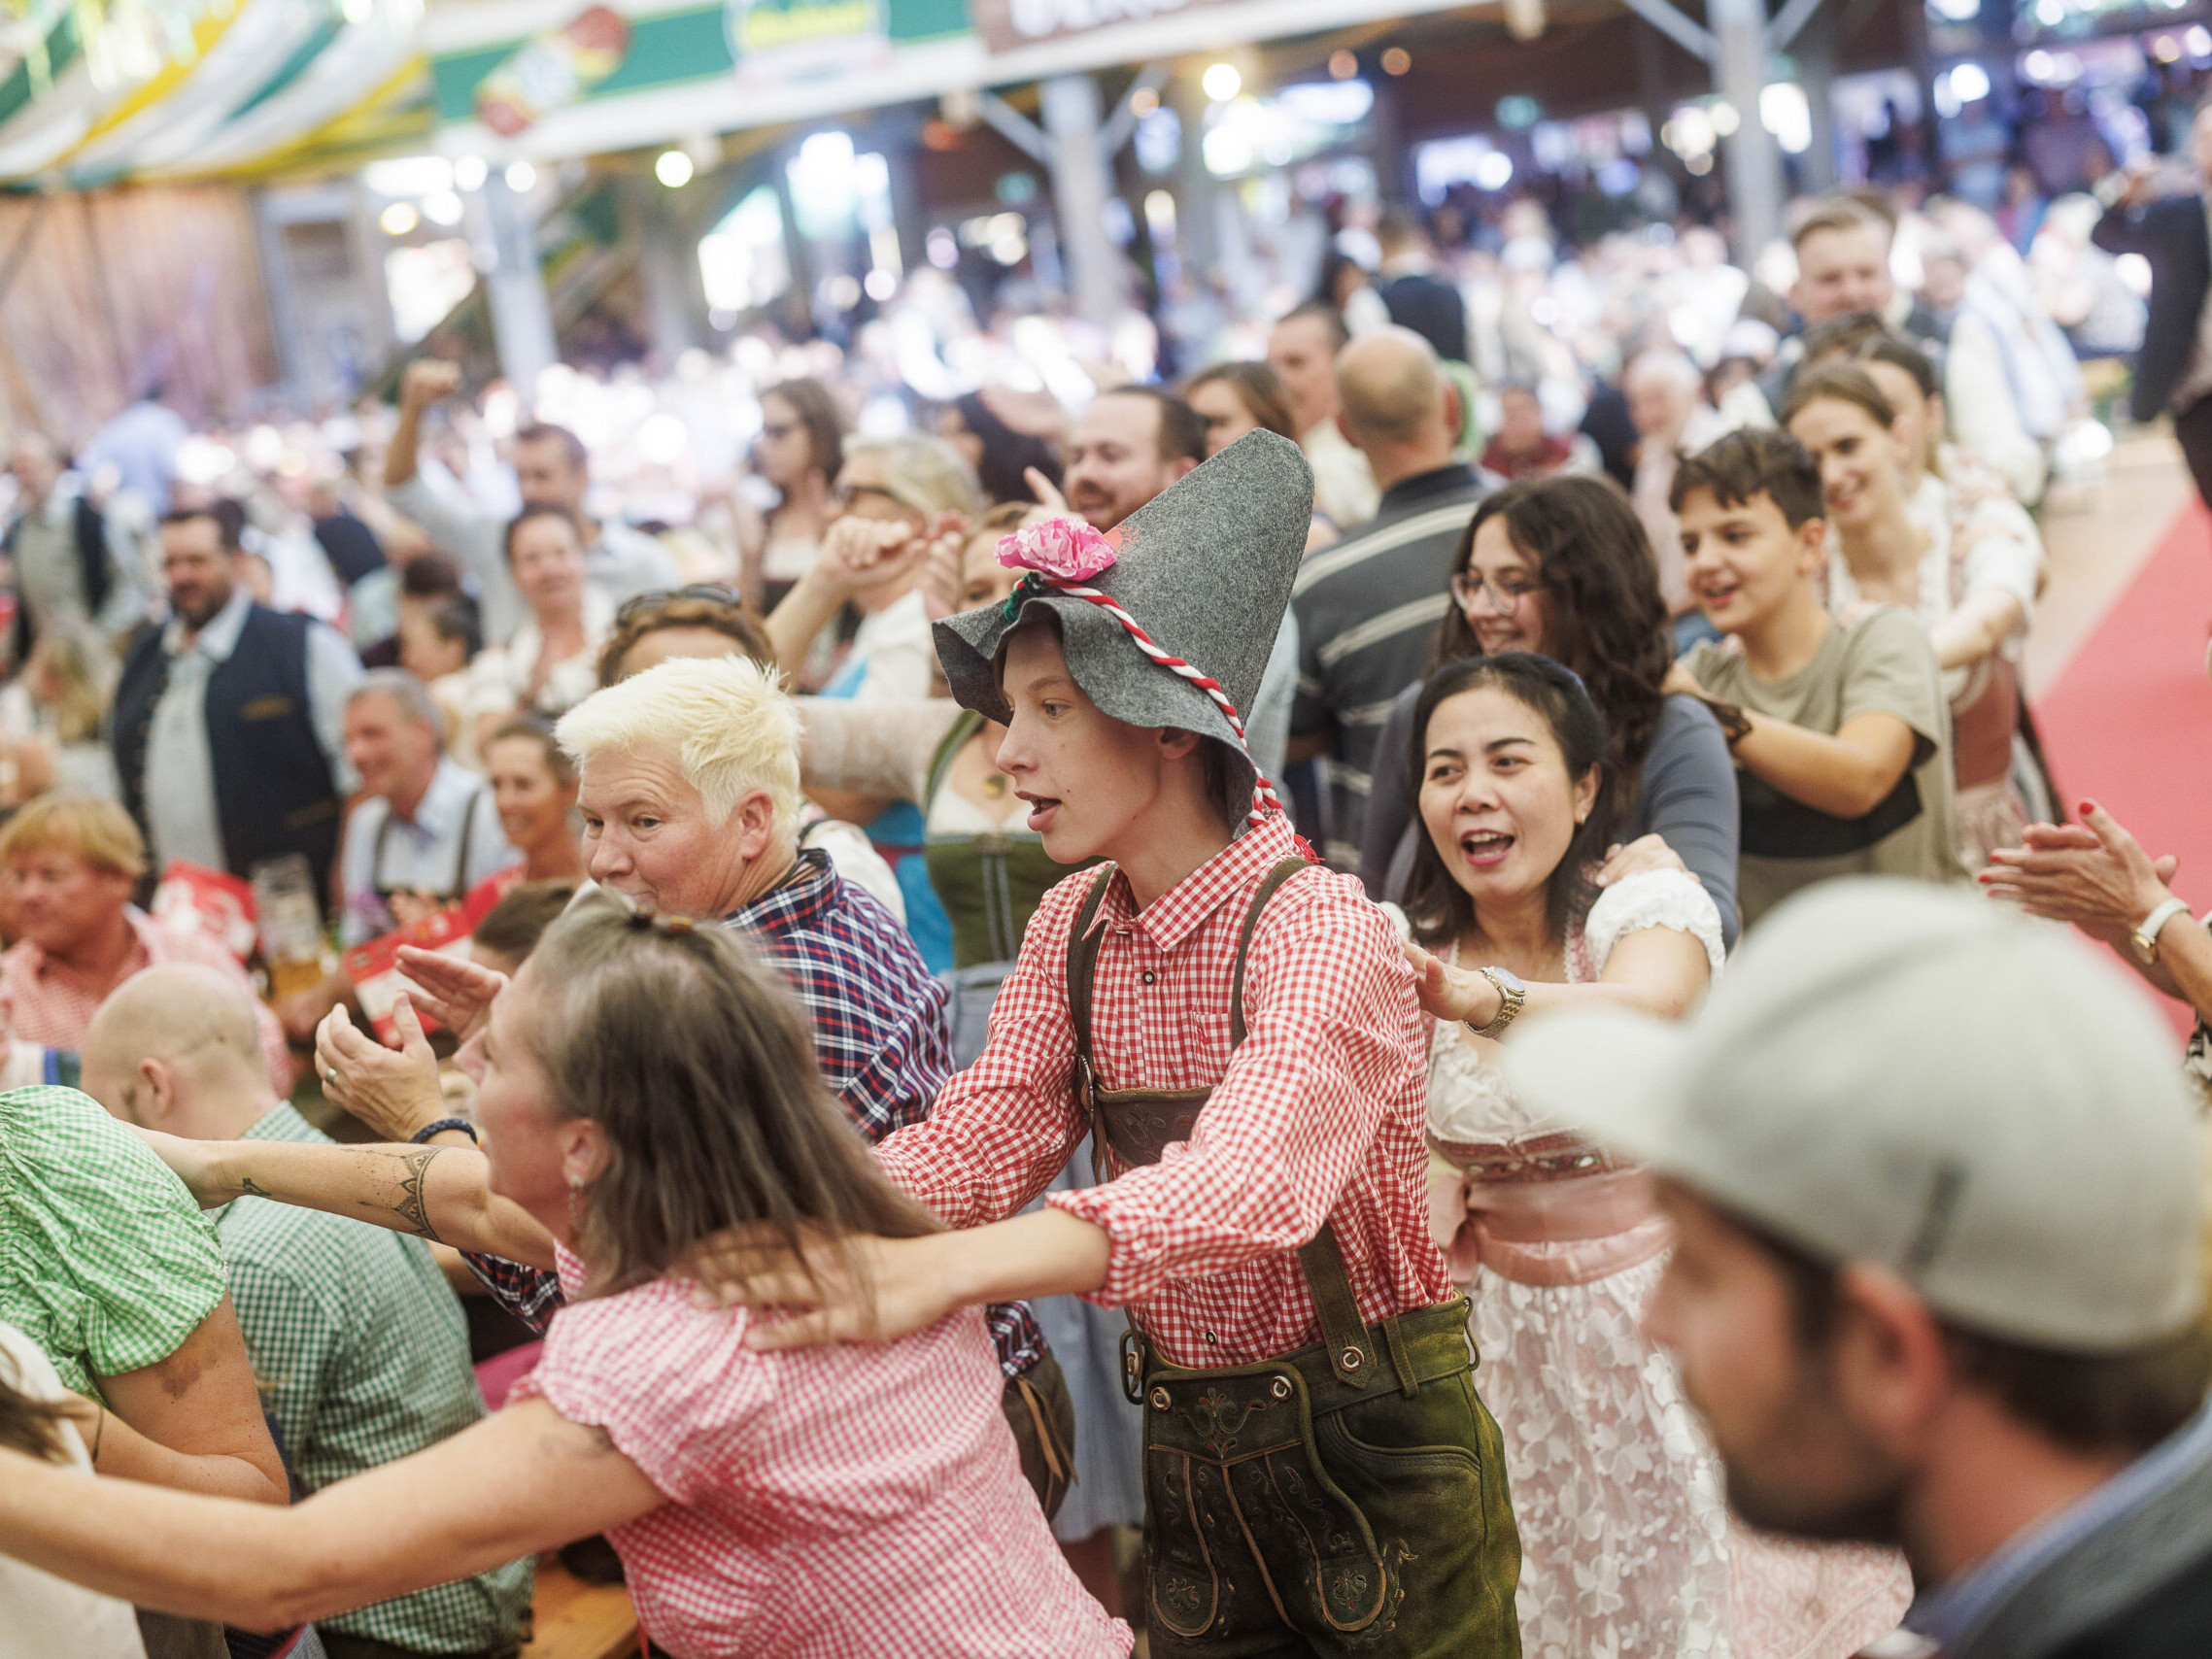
[1449,568,1545,613]
[831,483,909,513]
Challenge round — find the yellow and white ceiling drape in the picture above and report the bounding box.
[0,0,427,186]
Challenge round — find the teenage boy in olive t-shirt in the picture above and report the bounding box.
[1663,428,1964,930]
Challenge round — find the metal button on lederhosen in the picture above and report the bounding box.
[1064,858,1524,1658]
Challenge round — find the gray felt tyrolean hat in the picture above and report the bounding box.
[934,427,1314,822]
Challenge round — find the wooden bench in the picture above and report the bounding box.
[520,1555,639,1659]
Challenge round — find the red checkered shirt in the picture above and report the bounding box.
[510,1247,1130,1659]
[877,814,1452,1370]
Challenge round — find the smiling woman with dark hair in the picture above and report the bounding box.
[1398,650,1906,1657]
[1361,473,1741,942]
[0,896,1129,1659]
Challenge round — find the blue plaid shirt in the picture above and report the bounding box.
[465,851,1046,1379]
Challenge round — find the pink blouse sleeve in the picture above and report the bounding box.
[509,1283,770,1507]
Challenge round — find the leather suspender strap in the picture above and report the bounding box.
[1228,858,1310,1045]
[1063,864,1119,1074]
[1300,1224,1378,1388]
[1234,858,1375,1387]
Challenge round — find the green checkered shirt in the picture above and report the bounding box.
[0,1084,226,1396]
[218,1104,532,1652]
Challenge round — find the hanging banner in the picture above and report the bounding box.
[475,5,632,138]
[967,0,1232,52]
[724,0,889,85]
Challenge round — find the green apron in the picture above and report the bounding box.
[1067,859,1522,1658]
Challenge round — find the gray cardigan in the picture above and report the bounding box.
[1358,685,1741,948]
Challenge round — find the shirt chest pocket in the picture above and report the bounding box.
[239,694,295,722]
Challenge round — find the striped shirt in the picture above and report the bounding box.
[1290,464,1488,866]
[218,1103,531,1652]
[0,1084,225,1396]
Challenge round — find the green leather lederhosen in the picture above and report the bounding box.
[1066,859,1522,1658]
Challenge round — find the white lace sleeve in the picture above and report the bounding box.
[1582,868,1725,979]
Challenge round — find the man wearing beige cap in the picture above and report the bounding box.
[1509,878,2212,1659]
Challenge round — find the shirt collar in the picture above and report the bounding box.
[18,905,156,982]
[724,848,837,934]
[387,757,481,835]
[1375,462,1480,519]
[162,586,254,661]
[1907,1397,2212,1646]
[1083,815,1303,954]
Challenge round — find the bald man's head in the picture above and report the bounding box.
[82,965,273,1137]
[1334,327,1459,486]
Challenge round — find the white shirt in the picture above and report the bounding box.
[338,756,519,946]
[1301,419,1381,532]
[0,1322,149,1659]
[142,588,361,874]
[463,586,614,725]
[821,591,936,704]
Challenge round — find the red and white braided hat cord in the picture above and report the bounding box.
[1042,577,1285,830]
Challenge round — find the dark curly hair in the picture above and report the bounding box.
[1431,475,1668,823]
[1403,653,1616,949]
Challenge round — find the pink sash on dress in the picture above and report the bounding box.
[1428,1130,1671,1287]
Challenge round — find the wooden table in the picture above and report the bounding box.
[518,1556,638,1659]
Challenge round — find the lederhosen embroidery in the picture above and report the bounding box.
[1063,858,1522,1655]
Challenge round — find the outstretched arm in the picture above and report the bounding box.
[0,1397,659,1631]
[140,1133,557,1270]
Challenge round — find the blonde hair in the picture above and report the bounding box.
[28,623,115,747]
[0,794,147,880]
[555,655,802,847]
[844,433,984,522]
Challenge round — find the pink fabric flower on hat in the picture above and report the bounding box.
[996,517,1117,583]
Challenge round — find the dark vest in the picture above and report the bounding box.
[6,494,111,663]
[113,604,343,907]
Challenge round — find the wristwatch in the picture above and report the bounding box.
[1468,965,1527,1038]
[2131,897,2195,965]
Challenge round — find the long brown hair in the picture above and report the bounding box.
[1181,360,1299,441]
[0,1352,69,1463]
[520,895,941,1302]
[763,378,846,491]
[1430,476,1668,821]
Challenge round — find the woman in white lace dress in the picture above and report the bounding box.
[1400,653,1910,1659]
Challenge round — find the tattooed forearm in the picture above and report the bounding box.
[238,1176,275,1200]
[388,1147,445,1242]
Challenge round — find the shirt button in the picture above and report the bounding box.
[1203,1331,1218,1345]
[1140,970,1157,985]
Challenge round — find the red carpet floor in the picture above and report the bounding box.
[2033,501,2212,1035]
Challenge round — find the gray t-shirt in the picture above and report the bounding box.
[1685,605,1964,930]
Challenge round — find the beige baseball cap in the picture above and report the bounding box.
[1508,879,2206,1352]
